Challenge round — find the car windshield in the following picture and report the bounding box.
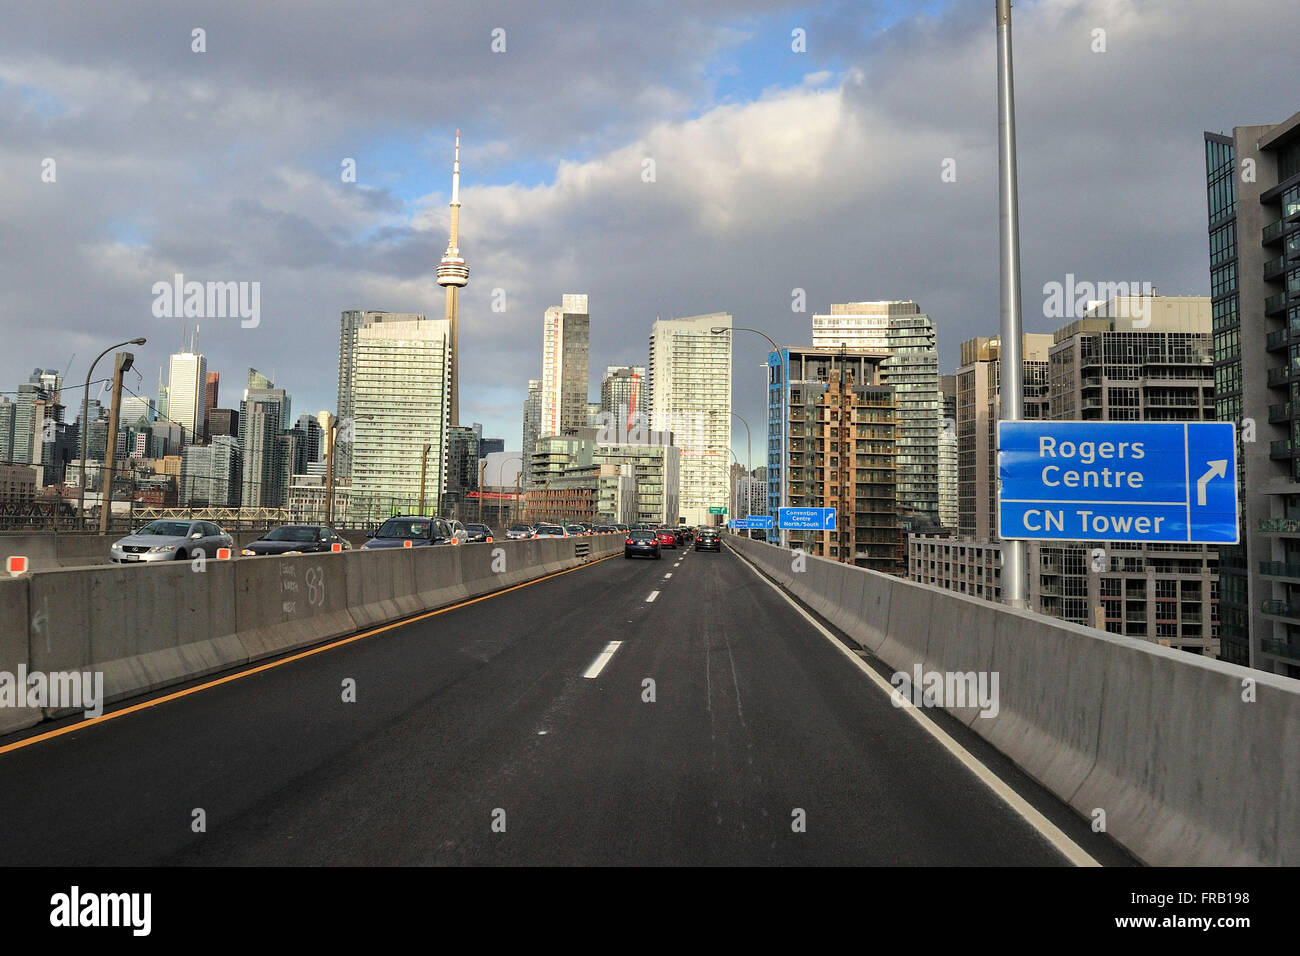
[375,519,432,539]
[537,526,562,534]
[509,525,530,532]
[265,526,321,542]
[466,525,490,533]
[136,521,193,537]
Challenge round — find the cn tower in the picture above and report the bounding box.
[435,130,469,426]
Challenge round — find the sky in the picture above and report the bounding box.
[1,0,1298,462]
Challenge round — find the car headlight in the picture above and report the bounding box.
[240,549,256,556]
[148,545,177,553]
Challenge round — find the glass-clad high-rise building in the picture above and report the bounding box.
[1205,110,1300,676]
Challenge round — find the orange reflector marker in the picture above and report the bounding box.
[331,543,342,552]
[486,536,494,543]
[403,539,413,548]
[217,548,232,560]
[7,556,28,574]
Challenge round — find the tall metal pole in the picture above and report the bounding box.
[419,442,432,515]
[99,352,132,535]
[997,0,1026,609]
[324,414,336,526]
[78,338,145,528]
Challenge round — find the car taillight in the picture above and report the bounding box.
[626,539,634,545]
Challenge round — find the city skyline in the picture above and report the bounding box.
[3,0,1296,455]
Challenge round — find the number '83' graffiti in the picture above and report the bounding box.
[306,567,326,607]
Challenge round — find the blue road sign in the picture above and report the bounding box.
[998,421,1238,544]
[744,515,774,530]
[729,518,750,529]
[777,507,837,531]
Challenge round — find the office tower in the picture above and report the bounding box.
[238,398,283,507]
[207,408,238,438]
[316,411,332,462]
[1205,111,1300,675]
[12,369,61,469]
[522,379,542,484]
[119,395,153,426]
[767,347,900,571]
[205,372,219,418]
[0,396,13,463]
[168,350,207,445]
[348,316,450,522]
[156,367,169,426]
[600,366,645,425]
[247,368,273,392]
[541,294,590,437]
[938,375,958,530]
[435,132,470,428]
[648,312,732,525]
[336,310,425,480]
[813,302,940,523]
[444,425,479,516]
[478,436,504,458]
[956,334,1053,540]
[296,414,323,464]
[180,436,241,507]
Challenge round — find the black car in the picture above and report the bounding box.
[241,524,350,556]
[695,530,721,552]
[625,529,661,560]
[361,516,467,549]
[464,523,494,543]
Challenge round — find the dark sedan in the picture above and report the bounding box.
[463,523,494,543]
[625,529,661,559]
[695,530,721,552]
[241,525,351,556]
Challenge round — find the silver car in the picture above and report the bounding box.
[110,519,235,563]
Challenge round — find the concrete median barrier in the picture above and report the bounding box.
[234,551,357,660]
[0,575,40,734]
[27,560,248,714]
[726,536,1300,866]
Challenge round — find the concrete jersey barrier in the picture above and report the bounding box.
[726,534,1300,867]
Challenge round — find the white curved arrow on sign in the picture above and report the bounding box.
[1196,460,1228,507]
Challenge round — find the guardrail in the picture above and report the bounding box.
[0,535,622,736]
[725,535,1300,867]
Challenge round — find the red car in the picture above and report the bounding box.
[655,529,677,549]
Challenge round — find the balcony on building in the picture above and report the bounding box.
[1265,255,1288,281]
[1263,218,1286,245]
[1259,560,1300,580]
[1270,439,1294,460]
[1260,637,1300,661]
[1268,364,1298,388]
[1261,599,1300,623]
[1265,292,1287,316]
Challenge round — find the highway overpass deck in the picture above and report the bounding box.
[0,544,1133,866]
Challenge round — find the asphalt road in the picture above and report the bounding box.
[0,541,1134,865]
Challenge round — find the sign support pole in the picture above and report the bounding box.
[997,0,1026,609]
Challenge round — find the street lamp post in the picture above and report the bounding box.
[99,350,137,535]
[713,326,784,547]
[79,337,146,529]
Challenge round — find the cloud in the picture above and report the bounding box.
[0,0,1297,457]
